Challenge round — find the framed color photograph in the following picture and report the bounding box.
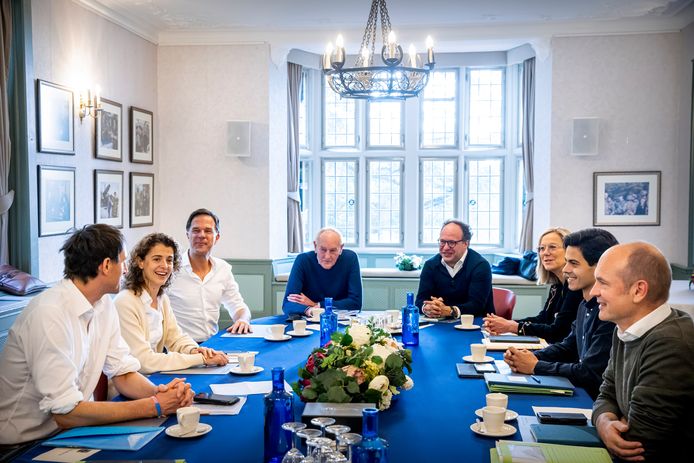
[130,172,154,227]
[37,80,74,154]
[38,165,75,236]
[94,170,124,228]
[95,98,122,161]
[593,171,661,226]
[130,107,153,164]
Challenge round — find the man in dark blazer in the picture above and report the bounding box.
[416,220,494,318]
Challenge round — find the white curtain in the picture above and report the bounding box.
[0,0,13,264]
[519,57,535,252]
[287,63,303,253]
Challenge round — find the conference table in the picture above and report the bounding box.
[16,315,594,462]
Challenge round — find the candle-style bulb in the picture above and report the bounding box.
[388,30,397,45]
[361,47,370,65]
[336,34,344,48]
[408,44,417,67]
[426,35,434,49]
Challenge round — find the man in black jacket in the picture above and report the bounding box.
[416,220,494,318]
[504,228,618,399]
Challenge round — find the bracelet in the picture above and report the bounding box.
[150,395,163,417]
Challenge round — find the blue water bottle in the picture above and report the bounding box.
[263,367,294,463]
[320,297,338,346]
[352,408,389,463]
[401,292,419,346]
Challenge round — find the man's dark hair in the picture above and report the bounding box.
[563,228,618,266]
[441,219,473,242]
[61,224,124,283]
[185,208,220,233]
[124,233,181,296]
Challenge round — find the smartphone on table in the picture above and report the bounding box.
[193,393,240,406]
[536,411,588,425]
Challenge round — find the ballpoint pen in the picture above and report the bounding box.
[530,375,541,384]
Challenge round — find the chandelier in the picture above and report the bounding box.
[323,0,435,100]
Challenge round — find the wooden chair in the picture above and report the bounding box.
[493,287,516,320]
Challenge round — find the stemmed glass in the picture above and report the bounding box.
[325,424,350,452]
[299,437,320,463]
[309,437,337,462]
[296,428,322,457]
[282,422,308,463]
[337,433,362,463]
[310,417,336,437]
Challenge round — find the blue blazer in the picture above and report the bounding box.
[415,249,494,317]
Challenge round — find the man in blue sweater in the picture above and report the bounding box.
[416,220,494,318]
[282,228,362,316]
[504,228,618,399]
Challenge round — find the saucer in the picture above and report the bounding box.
[454,324,480,331]
[305,317,321,323]
[264,334,291,342]
[287,330,312,337]
[229,365,264,375]
[462,355,494,363]
[469,421,516,437]
[475,408,519,421]
[166,423,212,438]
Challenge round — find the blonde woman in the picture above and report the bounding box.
[483,227,582,343]
[115,233,228,374]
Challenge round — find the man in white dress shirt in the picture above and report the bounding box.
[0,225,194,451]
[168,209,252,342]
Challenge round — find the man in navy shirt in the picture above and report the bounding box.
[504,228,618,399]
[282,228,362,316]
[416,220,494,318]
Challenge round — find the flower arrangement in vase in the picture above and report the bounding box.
[393,252,423,271]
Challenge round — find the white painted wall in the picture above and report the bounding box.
[157,44,288,259]
[548,33,686,264]
[32,0,157,282]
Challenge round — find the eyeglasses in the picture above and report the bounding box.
[537,244,563,254]
[438,239,465,248]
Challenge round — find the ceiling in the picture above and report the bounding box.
[76,0,694,52]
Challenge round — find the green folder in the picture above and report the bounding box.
[494,440,611,463]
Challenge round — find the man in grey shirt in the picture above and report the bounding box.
[591,242,694,461]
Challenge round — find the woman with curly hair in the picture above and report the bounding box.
[115,233,228,374]
[483,227,583,343]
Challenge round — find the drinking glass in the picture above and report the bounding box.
[337,433,362,463]
[300,437,320,463]
[282,422,308,463]
[309,437,337,462]
[296,428,322,457]
[325,424,350,452]
[310,417,336,437]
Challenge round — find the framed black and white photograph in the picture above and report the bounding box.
[130,107,153,164]
[130,172,154,227]
[38,165,75,236]
[94,170,124,228]
[593,171,661,226]
[95,98,122,161]
[37,80,74,154]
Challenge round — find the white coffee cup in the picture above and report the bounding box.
[482,406,506,433]
[311,308,325,320]
[269,324,286,339]
[293,319,307,335]
[486,392,508,409]
[460,314,474,327]
[470,343,487,362]
[176,406,200,434]
[237,352,256,372]
[385,309,400,324]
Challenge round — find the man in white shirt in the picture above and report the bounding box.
[591,242,694,461]
[168,209,252,342]
[0,225,194,449]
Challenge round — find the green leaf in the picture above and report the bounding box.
[341,333,353,346]
[302,387,318,400]
[372,355,383,365]
[346,379,360,394]
[385,353,403,369]
[363,388,382,404]
[315,368,345,389]
[327,385,350,403]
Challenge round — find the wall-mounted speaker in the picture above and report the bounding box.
[571,118,600,156]
[226,120,251,157]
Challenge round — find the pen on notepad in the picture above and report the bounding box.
[530,375,541,384]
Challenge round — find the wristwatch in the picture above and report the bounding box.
[449,305,460,319]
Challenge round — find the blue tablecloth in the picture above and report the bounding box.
[16,316,594,462]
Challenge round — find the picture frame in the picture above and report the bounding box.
[95,98,123,161]
[38,165,75,236]
[593,171,661,226]
[94,170,124,228]
[37,80,74,154]
[130,172,154,227]
[130,107,154,164]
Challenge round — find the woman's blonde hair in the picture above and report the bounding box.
[536,227,571,285]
